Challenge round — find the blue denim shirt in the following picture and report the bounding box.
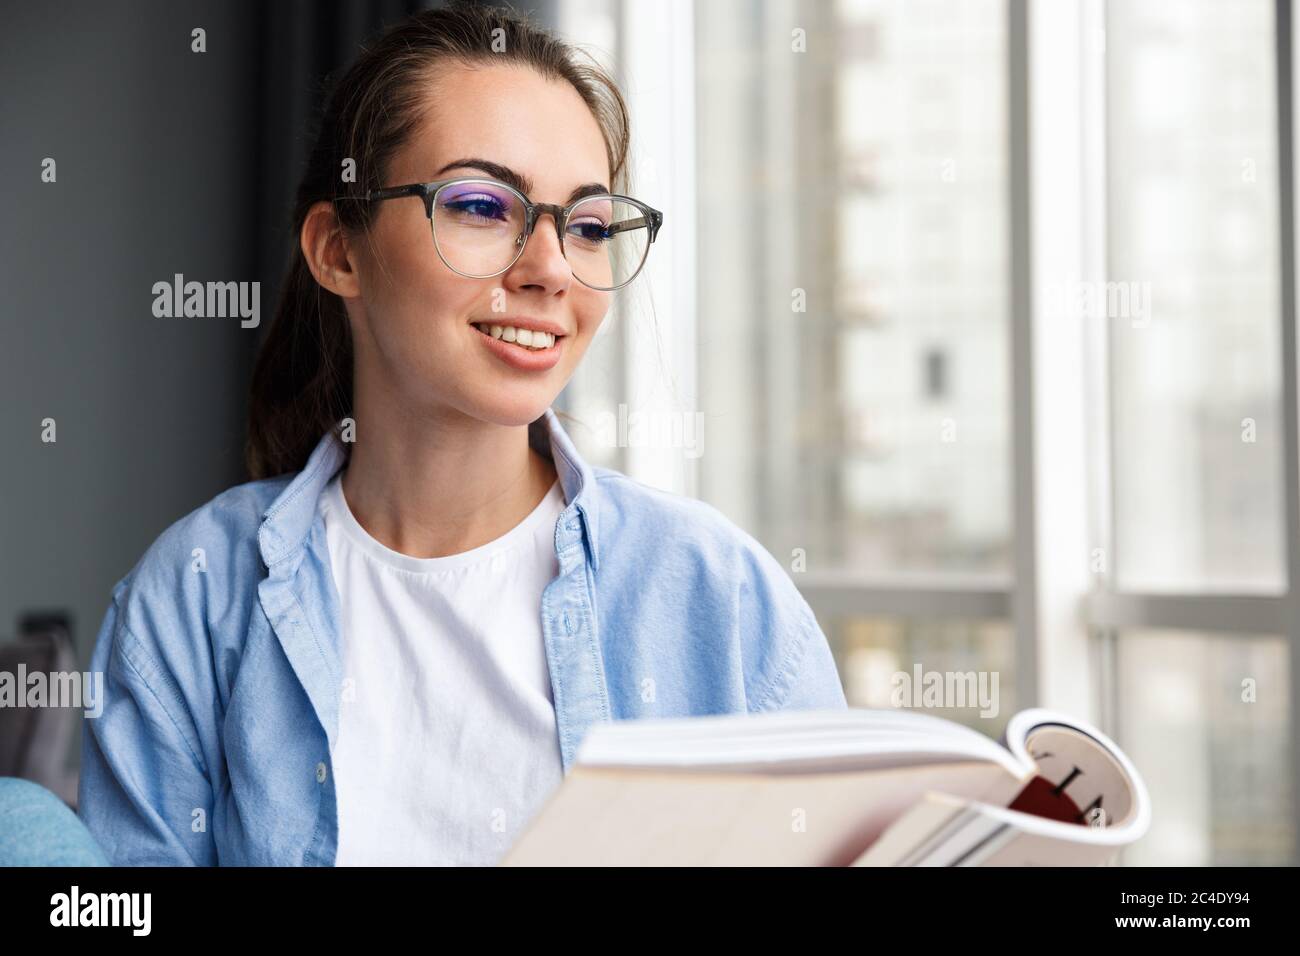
[78,408,846,865]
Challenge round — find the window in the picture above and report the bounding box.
[1107,0,1285,592]
[551,0,1300,865]
[835,615,1017,738]
[695,0,1012,577]
[1116,630,1292,865]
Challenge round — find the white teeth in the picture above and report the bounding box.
[474,323,557,350]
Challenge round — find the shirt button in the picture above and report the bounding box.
[316,761,328,783]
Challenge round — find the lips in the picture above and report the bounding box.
[471,322,565,371]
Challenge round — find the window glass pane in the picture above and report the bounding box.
[554,0,633,474]
[833,615,1015,738]
[696,0,1010,575]
[1116,630,1293,865]
[1106,0,1284,591]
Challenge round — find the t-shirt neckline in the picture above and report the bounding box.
[321,472,564,576]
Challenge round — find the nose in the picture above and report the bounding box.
[522,203,568,245]
[505,206,572,289]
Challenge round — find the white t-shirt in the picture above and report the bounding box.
[318,469,567,866]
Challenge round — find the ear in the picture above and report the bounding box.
[300,200,361,298]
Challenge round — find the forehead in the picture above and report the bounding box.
[394,61,612,197]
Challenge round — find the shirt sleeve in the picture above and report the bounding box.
[738,540,848,713]
[760,610,849,712]
[78,590,218,866]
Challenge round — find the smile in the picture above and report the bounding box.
[472,322,558,350]
[471,321,566,372]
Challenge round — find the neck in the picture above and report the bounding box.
[339,402,558,560]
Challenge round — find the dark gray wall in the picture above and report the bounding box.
[0,0,262,777]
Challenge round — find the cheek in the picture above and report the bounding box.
[359,220,431,315]
[363,223,479,341]
[388,231,445,308]
[573,290,611,341]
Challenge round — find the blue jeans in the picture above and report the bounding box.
[0,777,109,866]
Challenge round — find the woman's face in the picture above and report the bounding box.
[346,62,615,427]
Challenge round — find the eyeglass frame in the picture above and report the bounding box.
[365,177,664,291]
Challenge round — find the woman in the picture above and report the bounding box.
[73,0,845,867]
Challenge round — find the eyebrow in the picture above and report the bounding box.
[433,158,610,204]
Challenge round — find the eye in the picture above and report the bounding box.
[567,218,611,243]
[441,193,511,223]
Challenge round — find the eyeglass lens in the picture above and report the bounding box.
[431,180,651,290]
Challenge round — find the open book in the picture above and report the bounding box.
[500,707,1151,866]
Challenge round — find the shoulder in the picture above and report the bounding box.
[589,466,843,712]
[590,465,809,624]
[82,473,296,766]
[106,474,293,649]
[592,466,779,575]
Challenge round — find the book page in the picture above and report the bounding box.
[853,791,1130,866]
[1017,726,1135,828]
[502,760,1018,866]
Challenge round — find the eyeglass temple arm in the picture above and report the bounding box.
[366,184,429,202]
[606,208,663,241]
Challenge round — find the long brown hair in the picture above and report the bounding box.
[244,0,631,480]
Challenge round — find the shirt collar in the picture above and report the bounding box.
[257,406,602,575]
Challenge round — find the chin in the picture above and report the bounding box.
[470,393,557,428]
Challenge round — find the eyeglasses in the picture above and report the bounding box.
[366,177,664,291]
